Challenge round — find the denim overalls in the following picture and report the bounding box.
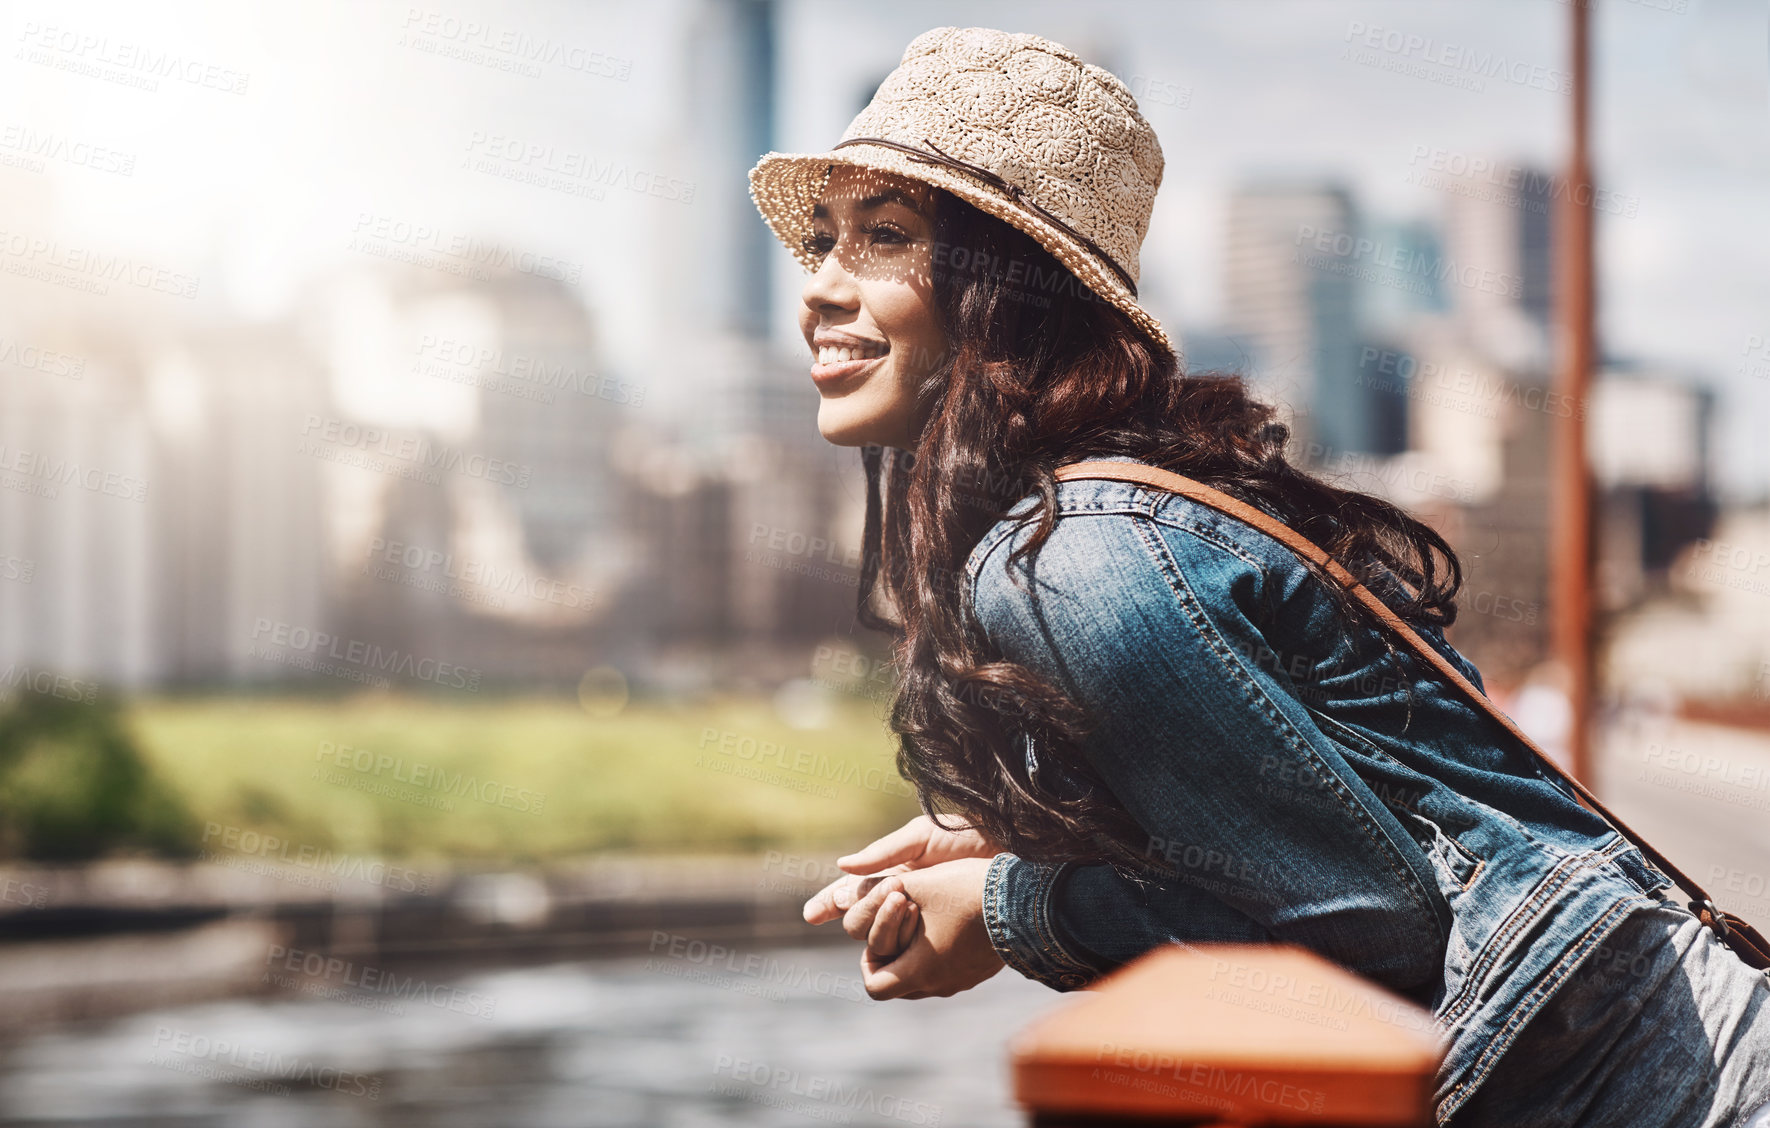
[963,458,1770,1124]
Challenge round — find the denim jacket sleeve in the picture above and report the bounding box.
[969,506,1449,995]
[982,852,1276,989]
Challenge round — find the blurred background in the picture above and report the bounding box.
[0,0,1765,1123]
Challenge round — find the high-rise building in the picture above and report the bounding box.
[0,311,332,691]
[1223,181,1376,458]
[0,339,157,688]
[1439,161,1555,373]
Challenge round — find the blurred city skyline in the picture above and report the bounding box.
[0,0,1763,704]
[4,7,1770,1117]
[2,0,1765,493]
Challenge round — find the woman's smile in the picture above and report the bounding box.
[810,331,892,389]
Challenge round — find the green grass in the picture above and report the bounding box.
[125,693,920,864]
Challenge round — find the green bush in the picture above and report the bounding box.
[0,690,198,860]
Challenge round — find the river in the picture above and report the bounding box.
[0,942,1061,1125]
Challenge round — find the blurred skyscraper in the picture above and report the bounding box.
[0,298,330,689]
[1222,182,1378,459]
[1439,163,1555,372]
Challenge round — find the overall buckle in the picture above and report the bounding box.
[1692,898,1732,939]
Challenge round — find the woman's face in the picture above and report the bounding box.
[798,164,948,448]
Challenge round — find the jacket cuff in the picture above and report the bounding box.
[981,852,1106,991]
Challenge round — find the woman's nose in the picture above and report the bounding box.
[802,246,859,314]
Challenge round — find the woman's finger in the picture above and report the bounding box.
[841,874,904,942]
[862,932,935,1000]
[866,890,908,959]
[803,866,912,924]
[895,898,919,954]
[837,817,932,874]
[802,872,862,924]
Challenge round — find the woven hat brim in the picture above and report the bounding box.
[748,143,1179,364]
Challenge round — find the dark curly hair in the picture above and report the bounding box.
[851,186,1464,877]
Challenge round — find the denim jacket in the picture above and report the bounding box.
[962,457,1670,1124]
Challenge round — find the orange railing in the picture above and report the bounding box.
[1009,944,1442,1127]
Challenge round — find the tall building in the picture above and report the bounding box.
[0,310,332,691]
[160,326,332,685]
[1439,161,1555,373]
[0,333,157,688]
[1222,182,1376,459]
[296,261,632,688]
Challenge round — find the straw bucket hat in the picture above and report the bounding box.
[748,26,1177,362]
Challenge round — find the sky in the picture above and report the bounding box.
[3,0,1765,496]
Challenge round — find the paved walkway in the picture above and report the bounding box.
[1597,708,1770,922]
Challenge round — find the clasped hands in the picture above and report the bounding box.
[801,815,1007,1000]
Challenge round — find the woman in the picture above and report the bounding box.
[747,26,1770,1127]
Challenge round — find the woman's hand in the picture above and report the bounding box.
[853,857,1005,1000]
[801,814,1001,925]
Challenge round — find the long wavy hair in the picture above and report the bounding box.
[853,186,1464,877]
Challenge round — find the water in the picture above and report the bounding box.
[0,944,1061,1126]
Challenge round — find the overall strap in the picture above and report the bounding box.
[1052,459,1770,962]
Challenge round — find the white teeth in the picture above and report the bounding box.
[816,343,887,365]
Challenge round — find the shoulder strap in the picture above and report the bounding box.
[1053,460,1770,961]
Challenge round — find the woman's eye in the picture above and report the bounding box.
[800,224,910,258]
[861,222,908,245]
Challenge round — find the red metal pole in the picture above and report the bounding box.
[1551,0,1595,785]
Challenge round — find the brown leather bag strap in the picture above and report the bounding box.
[1051,460,1763,953]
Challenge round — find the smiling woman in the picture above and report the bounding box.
[796,168,946,449]
[746,24,1770,1128]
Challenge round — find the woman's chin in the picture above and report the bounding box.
[816,404,896,448]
